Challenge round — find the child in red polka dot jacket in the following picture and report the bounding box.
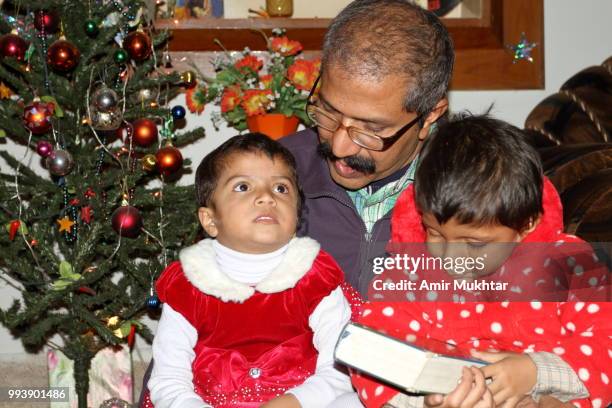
[350,115,610,408]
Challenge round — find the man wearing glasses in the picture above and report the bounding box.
[281,0,452,296]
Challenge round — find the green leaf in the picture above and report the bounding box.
[58,261,81,281]
[59,261,73,278]
[40,96,64,118]
[118,321,133,337]
[0,129,5,138]
[51,279,72,291]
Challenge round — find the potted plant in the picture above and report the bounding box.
[186,29,319,139]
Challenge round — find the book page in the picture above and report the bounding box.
[414,355,486,394]
[335,323,427,391]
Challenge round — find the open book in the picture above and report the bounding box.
[334,322,486,395]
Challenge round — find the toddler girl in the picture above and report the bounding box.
[143,133,358,408]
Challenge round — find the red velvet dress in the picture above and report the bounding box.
[142,243,355,408]
[351,180,611,408]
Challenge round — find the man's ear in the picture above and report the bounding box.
[198,207,218,237]
[417,97,449,141]
[518,215,541,241]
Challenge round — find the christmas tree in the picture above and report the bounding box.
[0,1,205,407]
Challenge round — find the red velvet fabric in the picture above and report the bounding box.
[149,249,344,407]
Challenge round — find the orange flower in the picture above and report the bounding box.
[234,55,263,72]
[270,36,303,56]
[259,74,273,89]
[220,88,241,113]
[312,58,321,75]
[241,89,272,117]
[287,60,317,91]
[185,85,207,114]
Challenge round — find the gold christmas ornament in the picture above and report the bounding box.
[141,154,157,172]
[180,70,196,88]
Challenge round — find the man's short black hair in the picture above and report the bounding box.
[195,133,304,216]
[415,114,543,232]
[322,0,454,117]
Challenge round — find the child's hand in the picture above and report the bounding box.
[260,394,301,408]
[424,366,494,408]
[472,350,537,408]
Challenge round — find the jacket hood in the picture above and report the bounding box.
[390,178,565,244]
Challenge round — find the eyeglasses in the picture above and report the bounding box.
[306,75,423,152]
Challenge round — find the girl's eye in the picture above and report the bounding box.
[274,184,289,194]
[426,228,441,238]
[232,183,249,192]
[467,241,488,249]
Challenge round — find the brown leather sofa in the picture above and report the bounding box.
[525,57,612,243]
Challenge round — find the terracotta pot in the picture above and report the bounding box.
[246,113,299,140]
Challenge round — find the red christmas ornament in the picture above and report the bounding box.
[47,38,80,72]
[34,10,61,33]
[81,206,92,223]
[111,204,143,238]
[0,32,29,61]
[123,31,151,62]
[156,144,183,177]
[84,188,96,198]
[23,101,54,134]
[9,220,21,241]
[132,118,158,147]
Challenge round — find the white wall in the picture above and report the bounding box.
[1,0,611,357]
[451,0,612,125]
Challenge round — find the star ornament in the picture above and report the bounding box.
[508,32,537,63]
[0,82,13,99]
[57,216,75,232]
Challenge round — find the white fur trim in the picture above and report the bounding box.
[179,237,320,302]
[256,237,320,293]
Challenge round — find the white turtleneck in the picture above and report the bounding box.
[150,239,360,408]
[212,240,288,285]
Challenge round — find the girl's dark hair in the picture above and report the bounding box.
[195,133,304,217]
[415,114,543,232]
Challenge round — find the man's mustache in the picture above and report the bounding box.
[317,141,376,175]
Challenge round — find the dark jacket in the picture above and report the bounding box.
[281,128,393,296]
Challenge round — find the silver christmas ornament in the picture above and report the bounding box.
[162,50,173,69]
[90,105,123,131]
[137,88,155,103]
[46,149,74,176]
[92,86,119,112]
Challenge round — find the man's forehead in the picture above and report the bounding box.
[319,68,410,121]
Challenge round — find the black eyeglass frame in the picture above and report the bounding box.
[305,75,423,151]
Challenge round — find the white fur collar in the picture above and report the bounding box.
[179,237,321,303]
